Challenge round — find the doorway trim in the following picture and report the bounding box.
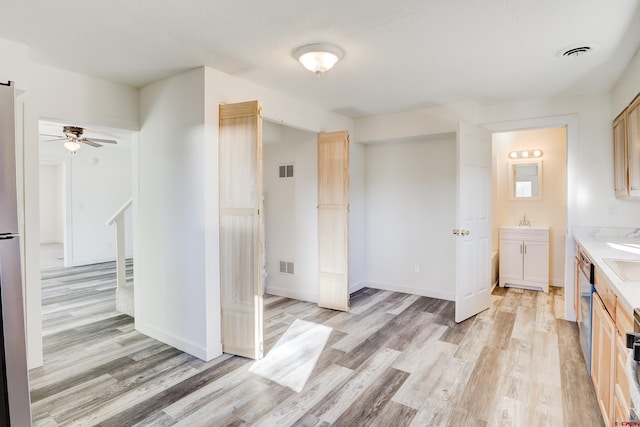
[39,156,72,267]
[484,113,578,321]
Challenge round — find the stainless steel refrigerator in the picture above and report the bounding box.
[0,81,32,426]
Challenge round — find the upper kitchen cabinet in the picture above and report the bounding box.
[613,111,628,198]
[614,93,640,199]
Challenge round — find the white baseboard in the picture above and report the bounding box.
[349,281,366,294]
[361,281,454,301]
[68,256,116,267]
[266,283,368,303]
[135,321,208,361]
[266,286,317,303]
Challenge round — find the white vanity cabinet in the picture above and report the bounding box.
[499,227,549,292]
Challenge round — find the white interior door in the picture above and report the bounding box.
[455,121,492,323]
[219,100,264,359]
[317,131,350,311]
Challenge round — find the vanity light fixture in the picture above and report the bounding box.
[509,149,543,159]
[292,43,344,74]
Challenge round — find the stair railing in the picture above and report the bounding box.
[106,198,132,294]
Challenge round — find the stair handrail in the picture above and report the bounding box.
[106,198,133,226]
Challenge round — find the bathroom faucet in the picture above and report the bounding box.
[519,214,531,227]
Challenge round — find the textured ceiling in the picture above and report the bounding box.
[2,0,640,118]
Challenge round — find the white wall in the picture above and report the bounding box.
[363,134,457,300]
[349,140,366,291]
[137,67,209,359]
[612,46,640,115]
[263,125,318,302]
[0,38,29,91]
[39,163,63,243]
[492,127,568,287]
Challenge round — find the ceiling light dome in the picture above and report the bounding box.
[293,43,344,74]
[64,140,81,153]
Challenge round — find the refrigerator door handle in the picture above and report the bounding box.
[0,233,18,240]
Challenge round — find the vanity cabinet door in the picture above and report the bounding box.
[499,239,523,282]
[522,240,549,283]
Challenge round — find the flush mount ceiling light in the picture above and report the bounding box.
[292,43,344,74]
[509,149,543,159]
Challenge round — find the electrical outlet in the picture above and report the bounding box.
[414,263,420,273]
[608,204,618,216]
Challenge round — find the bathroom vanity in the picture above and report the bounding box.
[499,226,550,292]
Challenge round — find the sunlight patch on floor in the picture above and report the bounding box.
[250,319,332,393]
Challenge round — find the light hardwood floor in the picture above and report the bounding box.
[31,263,604,426]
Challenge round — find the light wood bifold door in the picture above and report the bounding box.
[219,100,264,360]
[317,131,350,312]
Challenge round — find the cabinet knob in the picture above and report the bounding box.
[452,229,460,236]
[461,229,470,236]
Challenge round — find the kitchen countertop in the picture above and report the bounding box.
[574,228,640,414]
[574,235,640,314]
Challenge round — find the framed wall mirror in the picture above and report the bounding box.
[508,159,542,200]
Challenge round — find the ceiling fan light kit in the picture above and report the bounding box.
[293,43,344,74]
[63,140,81,153]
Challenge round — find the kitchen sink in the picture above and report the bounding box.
[603,258,640,282]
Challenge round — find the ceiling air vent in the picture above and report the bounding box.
[556,45,593,58]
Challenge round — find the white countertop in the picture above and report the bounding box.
[574,235,640,313]
[574,228,640,413]
[499,226,549,231]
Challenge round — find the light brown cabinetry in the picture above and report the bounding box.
[592,293,615,426]
[613,93,640,199]
[614,298,633,422]
[591,268,633,426]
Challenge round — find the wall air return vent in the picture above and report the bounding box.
[279,164,294,178]
[279,260,295,275]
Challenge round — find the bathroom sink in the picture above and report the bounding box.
[603,258,640,282]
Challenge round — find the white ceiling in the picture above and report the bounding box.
[2,0,640,118]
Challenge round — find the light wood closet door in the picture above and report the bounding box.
[219,100,264,360]
[317,131,350,311]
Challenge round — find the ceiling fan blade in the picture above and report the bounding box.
[39,133,64,139]
[85,137,117,144]
[79,139,102,148]
[45,138,67,142]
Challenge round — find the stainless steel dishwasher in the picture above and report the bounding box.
[577,247,595,374]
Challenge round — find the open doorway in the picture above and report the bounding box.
[491,126,568,291]
[262,120,319,303]
[39,161,65,269]
[36,119,135,343]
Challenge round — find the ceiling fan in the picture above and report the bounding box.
[43,126,118,153]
